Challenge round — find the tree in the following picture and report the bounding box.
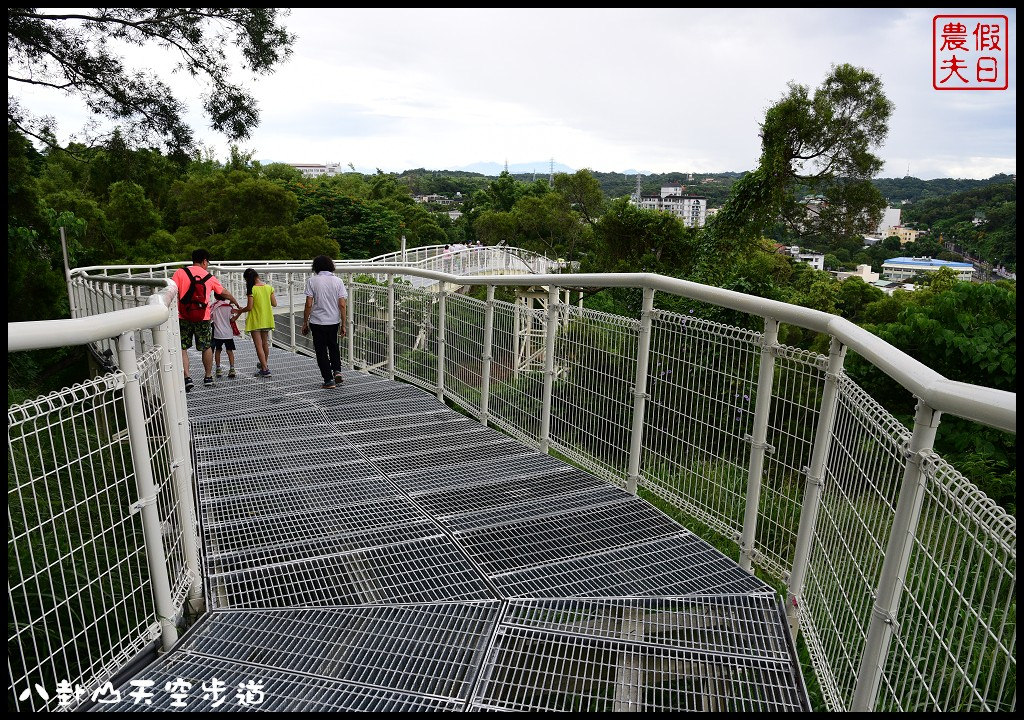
[710,64,892,264]
[552,169,606,227]
[8,8,295,153]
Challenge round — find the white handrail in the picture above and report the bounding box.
[285,265,1017,434]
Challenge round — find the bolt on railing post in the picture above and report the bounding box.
[116,331,179,650]
[739,317,780,573]
[479,285,495,425]
[626,287,656,494]
[345,274,355,369]
[288,271,296,353]
[386,273,395,380]
[539,284,559,453]
[786,337,847,637]
[852,400,942,711]
[151,317,204,613]
[436,284,447,401]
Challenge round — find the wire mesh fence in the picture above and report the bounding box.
[8,261,1016,713]
[8,371,159,711]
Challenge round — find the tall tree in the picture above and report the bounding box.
[7,8,295,154]
[710,64,892,271]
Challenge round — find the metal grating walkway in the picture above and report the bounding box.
[92,343,809,711]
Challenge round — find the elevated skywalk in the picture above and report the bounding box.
[89,342,809,711]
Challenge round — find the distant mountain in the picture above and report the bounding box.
[453,160,576,175]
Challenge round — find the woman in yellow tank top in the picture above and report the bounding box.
[238,268,277,376]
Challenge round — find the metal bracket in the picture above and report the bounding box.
[743,434,775,455]
[632,389,650,400]
[870,603,900,632]
[129,494,158,514]
[803,466,825,487]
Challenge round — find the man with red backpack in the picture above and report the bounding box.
[171,249,242,391]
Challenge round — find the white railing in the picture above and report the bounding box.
[7,257,1016,712]
[8,279,202,712]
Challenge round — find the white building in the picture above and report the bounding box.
[288,162,342,178]
[875,207,902,238]
[781,245,825,272]
[631,181,708,228]
[836,264,880,283]
[881,257,974,282]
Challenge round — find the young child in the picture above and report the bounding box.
[237,268,277,376]
[209,293,239,378]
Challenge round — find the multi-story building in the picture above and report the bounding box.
[778,245,825,272]
[881,257,974,282]
[288,162,342,178]
[631,182,708,228]
[887,225,922,245]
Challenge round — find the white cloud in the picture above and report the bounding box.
[10,8,1016,179]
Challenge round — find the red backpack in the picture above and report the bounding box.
[180,267,212,322]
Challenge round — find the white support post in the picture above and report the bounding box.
[116,331,179,650]
[512,290,522,376]
[288,271,296,352]
[539,285,559,453]
[626,287,656,494]
[436,284,447,401]
[345,274,355,369]
[739,317,779,573]
[151,319,203,613]
[479,285,495,425]
[386,273,395,380]
[852,400,942,711]
[786,337,847,637]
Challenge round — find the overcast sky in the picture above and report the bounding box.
[14,8,1017,179]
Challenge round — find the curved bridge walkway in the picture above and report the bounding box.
[94,343,809,712]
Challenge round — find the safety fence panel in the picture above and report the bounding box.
[486,298,545,447]
[638,311,762,544]
[548,304,639,485]
[441,292,487,412]
[797,376,910,711]
[393,284,440,389]
[756,345,827,581]
[875,455,1015,711]
[136,349,197,610]
[9,374,153,711]
[350,282,390,372]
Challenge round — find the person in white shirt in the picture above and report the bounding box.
[300,255,348,389]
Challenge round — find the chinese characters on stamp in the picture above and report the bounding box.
[934,15,1009,90]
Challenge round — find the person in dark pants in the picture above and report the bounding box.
[300,255,348,389]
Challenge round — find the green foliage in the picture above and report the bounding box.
[8,8,295,153]
[711,64,892,261]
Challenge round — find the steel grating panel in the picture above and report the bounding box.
[205,515,442,576]
[444,485,634,534]
[472,625,805,711]
[499,596,795,662]
[87,344,810,711]
[391,453,572,495]
[179,604,500,699]
[201,480,407,527]
[459,498,688,576]
[197,469,390,501]
[85,653,466,711]
[412,469,620,524]
[491,534,775,598]
[209,535,498,608]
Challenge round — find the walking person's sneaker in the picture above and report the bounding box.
[228,367,236,378]
[322,381,336,389]
[255,368,272,377]
[333,372,344,384]
[184,376,195,392]
[203,376,215,387]
[215,365,223,378]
